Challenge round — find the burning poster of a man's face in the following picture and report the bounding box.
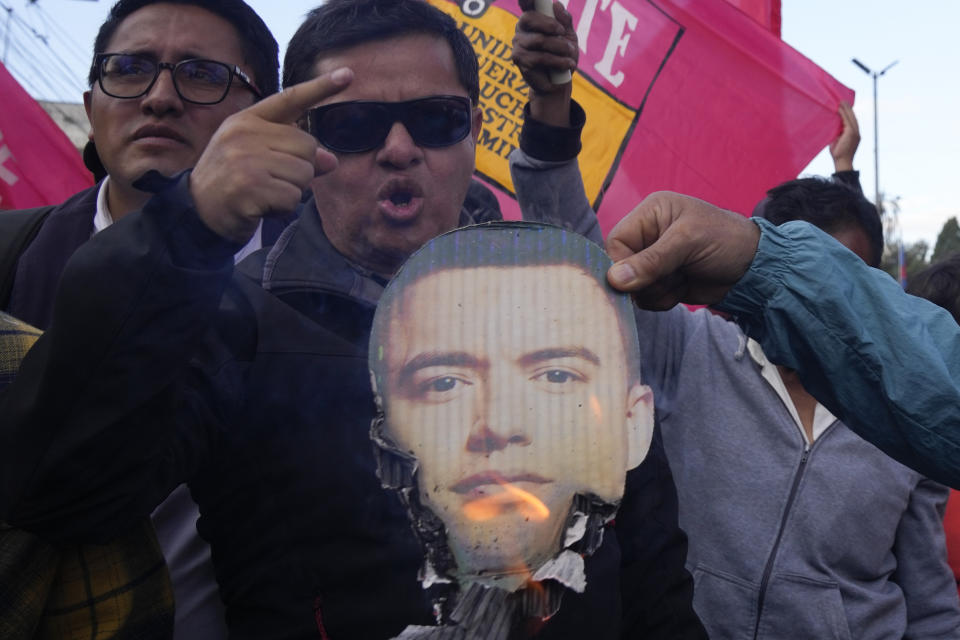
[369,223,654,635]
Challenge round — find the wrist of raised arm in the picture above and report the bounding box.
[137,170,243,271]
[833,158,854,172]
[519,100,586,162]
[713,218,788,335]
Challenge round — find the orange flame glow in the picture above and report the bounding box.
[462,482,550,522]
[524,578,552,632]
[589,394,603,422]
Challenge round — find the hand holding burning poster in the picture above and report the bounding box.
[369,223,653,637]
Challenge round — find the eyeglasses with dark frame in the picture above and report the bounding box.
[306,95,473,154]
[95,53,262,105]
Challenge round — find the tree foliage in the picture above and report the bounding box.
[932,217,960,263]
[881,240,929,283]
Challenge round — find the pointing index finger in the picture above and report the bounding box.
[248,67,354,124]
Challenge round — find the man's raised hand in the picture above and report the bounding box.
[190,68,354,243]
[513,0,578,127]
[605,192,761,310]
[829,101,860,173]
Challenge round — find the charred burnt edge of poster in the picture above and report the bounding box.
[592,0,685,212]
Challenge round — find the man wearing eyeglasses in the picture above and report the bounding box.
[0,1,703,638]
[4,0,279,325]
[1,1,279,639]
[86,49,262,218]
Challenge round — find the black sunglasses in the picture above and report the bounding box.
[306,95,472,153]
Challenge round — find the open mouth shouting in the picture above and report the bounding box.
[377,178,424,222]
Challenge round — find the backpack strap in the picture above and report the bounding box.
[0,206,55,309]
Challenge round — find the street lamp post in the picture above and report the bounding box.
[887,196,907,288]
[851,58,898,214]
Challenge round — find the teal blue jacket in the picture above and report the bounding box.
[719,218,960,489]
[510,151,960,635]
[511,141,960,492]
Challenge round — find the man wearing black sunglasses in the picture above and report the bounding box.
[1,1,702,638]
[1,1,280,639]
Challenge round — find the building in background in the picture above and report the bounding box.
[39,101,88,152]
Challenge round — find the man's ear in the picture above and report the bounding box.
[471,105,482,144]
[83,91,94,140]
[625,383,655,470]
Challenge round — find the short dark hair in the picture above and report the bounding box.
[88,0,279,98]
[370,222,641,399]
[754,177,884,268]
[906,255,960,325]
[283,0,479,103]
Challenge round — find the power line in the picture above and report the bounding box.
[12,10,86,92]
[6,35,77,99]
[0,1,91,101]
[2,6,86,100]
[5,25,82,100]
[28,2,90,70]
[1,1,14,64]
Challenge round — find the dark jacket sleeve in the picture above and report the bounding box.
[616,425,707,639]
[718,218,960,488]
[509,101,602,243]
[0,173,240,542]
[832,170,863,194]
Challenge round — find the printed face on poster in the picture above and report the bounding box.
[369,223,654,608]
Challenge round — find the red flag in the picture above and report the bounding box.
[432,0,852,234]
[724,0,781,37]
[0,62,93,210]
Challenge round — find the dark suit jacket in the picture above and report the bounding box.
[5,183,293,330]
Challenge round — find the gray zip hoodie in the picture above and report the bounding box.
[509,148,960,640]
[651,306,960,640]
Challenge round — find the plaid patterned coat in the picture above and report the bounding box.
[0,312,174,639]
